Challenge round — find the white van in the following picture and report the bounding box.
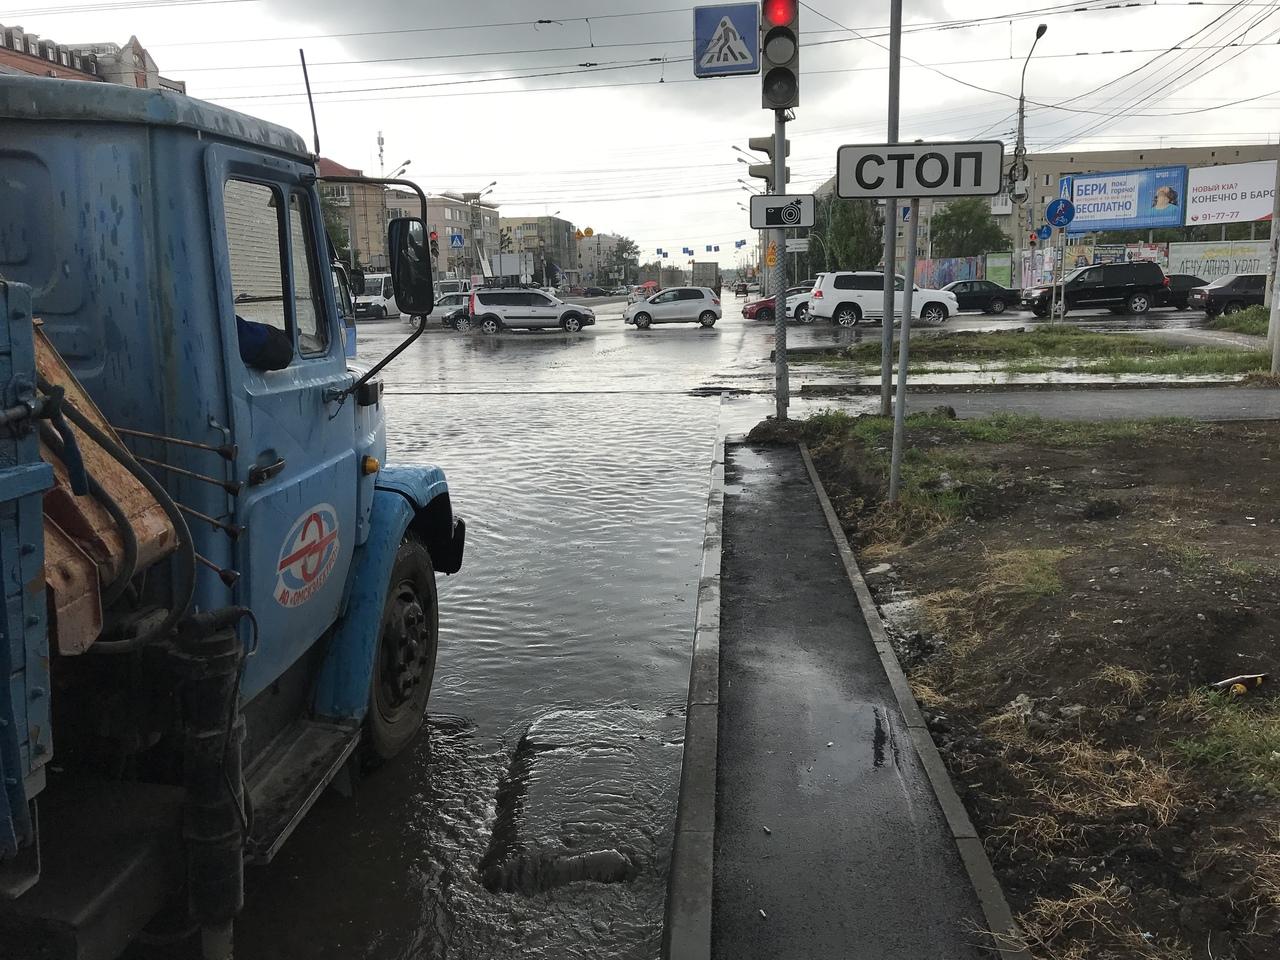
[354,273,399,319]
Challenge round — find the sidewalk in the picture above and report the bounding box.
[710,443,998,960]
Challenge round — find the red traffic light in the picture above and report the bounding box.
[764,0,797,26]
[429,231,439,241]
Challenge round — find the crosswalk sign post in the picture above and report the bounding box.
[694,4,761,78]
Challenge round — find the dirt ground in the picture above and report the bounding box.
[749,411,1280,960]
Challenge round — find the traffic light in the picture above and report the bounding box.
[745,135,791,189]
[429,230,439,260]
[761,0,799,110]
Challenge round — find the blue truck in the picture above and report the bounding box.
[0,77,464,958]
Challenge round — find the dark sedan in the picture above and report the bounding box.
[942,279,1021,314]
[1162,274,1208,310]
[1189,274,1266,317]
[582,286,608,297]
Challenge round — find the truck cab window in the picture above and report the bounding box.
[289,193,329,356]
[225,179,289,336]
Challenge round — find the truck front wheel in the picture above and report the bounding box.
[367,537,438,762]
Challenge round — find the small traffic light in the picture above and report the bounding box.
[761,0,799,110]
[747,163,790,189]
[429,231,439,260]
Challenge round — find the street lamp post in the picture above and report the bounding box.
[1010,24,1048,285]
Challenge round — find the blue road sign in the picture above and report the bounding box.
[694,3,760,78]
[449,233,465,249]
[1036,225,1052,242]
[1045,198,1076,228]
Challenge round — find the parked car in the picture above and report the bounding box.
[1189,273,1266,317]
[582,286,607,297]
[808,271,958,326]
[1020,261,1167,317]
[786,290,815,323]
[610,286,629,296]
[1162,273,1209,310]
[353,272,399,319]
[746,281,760,293]
[465,286,596,334]
[743,286,810,323]
[942,279,1021,314]
[416,291,472,326]
[624,286,722,328]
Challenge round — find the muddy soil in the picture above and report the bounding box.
[751,413,1280,960]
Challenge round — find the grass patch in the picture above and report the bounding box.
[981,548,1068,601]
[1171,690,1280,797]
[1093,665,1151,701]
[1207,304,1269,336]
[792,326,1269,377]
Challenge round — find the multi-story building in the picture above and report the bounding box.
[576,232,625,285]
[1000,144,1279,260]
[500,215,577,285]
[318,158,390,271]
[387,190,500,279]
[0,25,184,91]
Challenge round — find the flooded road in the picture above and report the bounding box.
[225,300,1218,960]
[233,303,769,960]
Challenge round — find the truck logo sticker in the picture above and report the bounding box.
[275,504,340,607]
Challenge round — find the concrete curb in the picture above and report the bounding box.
[662,431,726,960]
[798,443,1032,960]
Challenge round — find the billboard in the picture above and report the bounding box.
[1185,161,1276,225]
[1066,166,1187,234]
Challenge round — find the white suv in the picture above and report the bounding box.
[465,287,596,334]
[623,287,722,329]
[808,271,958,327]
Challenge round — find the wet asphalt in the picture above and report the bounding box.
[714,445,987,960]
[201,298,1256,960]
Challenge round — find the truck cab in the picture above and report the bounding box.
[0,77,463,959]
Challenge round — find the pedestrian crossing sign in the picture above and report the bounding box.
[694,3,761,78]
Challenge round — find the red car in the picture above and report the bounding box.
[742,295,778,323]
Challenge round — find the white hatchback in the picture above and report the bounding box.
[624,287,722,329]
[808,271,958,327]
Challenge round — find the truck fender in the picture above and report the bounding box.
[311,466,464,720]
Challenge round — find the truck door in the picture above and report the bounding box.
[208,149,357,698]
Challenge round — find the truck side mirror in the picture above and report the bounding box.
[388,217,433,314]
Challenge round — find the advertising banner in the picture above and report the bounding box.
[985,252,1012,287]
[1166,240,1269,282]
[1185,161,1276,225]
[1066,166,1187,234]
[914,256,983,289]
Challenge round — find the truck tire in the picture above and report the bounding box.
[367,537,438,763]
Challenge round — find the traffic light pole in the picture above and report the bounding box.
[773,108,789,421]
[879,0,903,417]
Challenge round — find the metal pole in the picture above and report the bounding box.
[879,0,903,417]
[774,108,790,420]
[888,197,920,502]
[1267,153,1280,361]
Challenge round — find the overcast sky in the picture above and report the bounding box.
[23,0,1280,268]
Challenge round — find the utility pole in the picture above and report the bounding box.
[1010,25,1048,316]
[1268,152,1280,369]
[879,0,902,417]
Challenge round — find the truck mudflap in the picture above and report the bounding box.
[311,466,463,720]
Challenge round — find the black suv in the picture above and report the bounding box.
[1020,261,1168,317]
[1189,274,1265,317]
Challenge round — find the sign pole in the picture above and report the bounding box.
[888,197,920,502]
[879,0,903,417]
[1267,154,1280,365]
[774,108,790,420]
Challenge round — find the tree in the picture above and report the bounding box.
[320,193,352,266]
[929,198,1007,258]
[609,235,640,282]
[812,196,881,273]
